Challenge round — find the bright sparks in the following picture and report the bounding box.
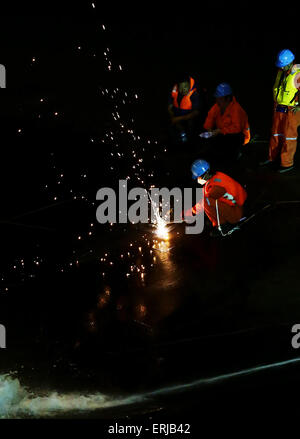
[149,193,170,244]
[155,216,170,241]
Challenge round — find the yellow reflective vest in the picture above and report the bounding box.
[273,65,300,106]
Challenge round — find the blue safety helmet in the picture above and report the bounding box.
[214,83,233,98]
[276,49,295,68]
[191,159,210,179]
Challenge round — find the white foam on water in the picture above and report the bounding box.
[2,357,300,418]
[0,374,144,419]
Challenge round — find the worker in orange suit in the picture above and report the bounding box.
[260,49,300,173]
[191,159,247,237]
[168,75,203,144]
[201,83,250,171]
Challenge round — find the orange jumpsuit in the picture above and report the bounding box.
[269,66,300,167]
[204,172,247,227]
[269,106,300,167]
[204,96,251,145]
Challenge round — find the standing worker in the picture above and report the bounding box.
[261,49,300,173]
[191,159,247,237]
[168,76,203,144]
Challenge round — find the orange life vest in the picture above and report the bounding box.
[204,172,247,207]
[171,77,197,110]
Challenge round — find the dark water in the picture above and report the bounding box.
[1,16,300,421]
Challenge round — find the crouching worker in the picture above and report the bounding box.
[191,159,247,237]
[201,83,250,171]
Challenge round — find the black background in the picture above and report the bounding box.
[0,4,299,432]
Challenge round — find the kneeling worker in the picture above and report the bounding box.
[191,159,248,236]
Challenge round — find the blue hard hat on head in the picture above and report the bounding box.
[276,49,295,68]
[214,83,233,98]
[191,159,210,179]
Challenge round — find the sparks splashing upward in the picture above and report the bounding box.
[148,194,170,249]
[155,216,170,241]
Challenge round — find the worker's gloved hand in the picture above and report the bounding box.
[182,203,203,220]
[211,129,221,137]
[291,107,300,114]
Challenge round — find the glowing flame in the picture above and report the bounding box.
[155,216,169,241]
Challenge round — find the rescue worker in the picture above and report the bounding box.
[201,83,250,170]
[261,49,300,173]
[168,76,202,144]
[191,159,247,237]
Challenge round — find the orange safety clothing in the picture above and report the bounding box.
[204,172,247,227]
[171,77,197,110]
[204,97,251,145]
[269,108,300,167]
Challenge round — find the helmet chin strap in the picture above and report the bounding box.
[202,171,211,181]
[197,171,211,186]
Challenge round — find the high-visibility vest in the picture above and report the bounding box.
[273,65,300,106]
[172,77,197,110]
[204,172,247,208]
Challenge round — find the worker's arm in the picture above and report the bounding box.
[203,104,218,132]
[168,104,175,118]
[292,73,300,113]
[168,104,181,124]
[172,109,199,124]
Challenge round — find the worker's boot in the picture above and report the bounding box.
[259,159,272,167]
[278,165,294,173]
